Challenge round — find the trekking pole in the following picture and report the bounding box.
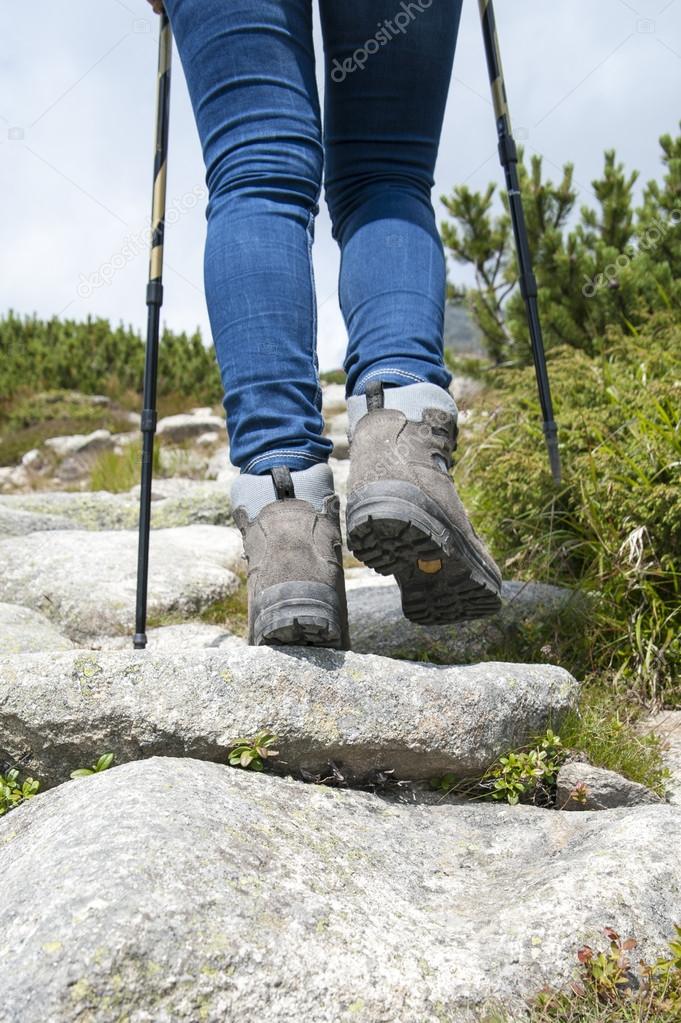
[134,13,172,649]
[478,0,562,484]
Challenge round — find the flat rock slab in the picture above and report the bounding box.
[0,504,76,537]
[0,603,75,654]
[0,526,242,643]
[1,758,679,1023]
[0,481,232,532]
[348,578,578,662]
[0,647,577,787]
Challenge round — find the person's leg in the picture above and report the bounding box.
[163,0,331,473]
[164,0,347,648]
[319,2,502,626]
[319,0,463,396]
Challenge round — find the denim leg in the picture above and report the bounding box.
[163,0,331,474]
[319,0,463,397]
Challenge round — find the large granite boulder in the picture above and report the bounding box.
[1,758,679,1023]
[0,647,578,788]
[0,526,243,642]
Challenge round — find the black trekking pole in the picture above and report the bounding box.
[478,0,562,484]
[134,14,172,649]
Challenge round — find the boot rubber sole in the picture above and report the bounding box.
[251,581,347,649]
[346,481,502,625]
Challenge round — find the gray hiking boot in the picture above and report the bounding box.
[231,463,350,649]
[345,380,502,625]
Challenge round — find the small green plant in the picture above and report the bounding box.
[70,752,115,779]
[486,925,681,1022]
[484,729,566,805]
[432,729,567,806]
[228,731,279,771]
[0,768,39,816]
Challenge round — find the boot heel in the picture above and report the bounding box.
[252,581,345,648]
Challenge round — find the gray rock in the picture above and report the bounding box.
[196,431,221,447]
[157,412,225,443]
[348,577,579,662]
[0,464,30,491]
[0,603,75,654]
[556,761,663,810]
[1,757,679,1023]
[44,428,114,459]
[0,481,232,531]
[0,647,577,788]
[0,504,76,537]
[92,622,243,652]
[0,526,242,642]
[20,448,45,470]
[642,711,681,805]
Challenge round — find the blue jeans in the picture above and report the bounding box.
[163,0,462,474]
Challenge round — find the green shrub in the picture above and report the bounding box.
[441,125,681,364]
[456,314,681,701]
[319,368,347,386]
[0,313,222,405]
[433,689,669,806]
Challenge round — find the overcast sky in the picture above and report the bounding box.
[1,0,679,369]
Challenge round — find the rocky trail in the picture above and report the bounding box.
[1,384,680,1022]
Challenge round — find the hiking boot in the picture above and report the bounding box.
[345,380,502,625]
[231,463,350,648]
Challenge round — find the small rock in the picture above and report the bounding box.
[20,448,44,471]
[44,429,114,459]
[157,412,225,443]
[0,464,31,490]
[556,761,663,810]
[0,603,75,654]
[196,431,221,447]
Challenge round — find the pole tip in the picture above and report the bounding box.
[542,421,562,486]
[133,633,147,650]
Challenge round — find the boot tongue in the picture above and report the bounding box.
[271,466,295,500]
